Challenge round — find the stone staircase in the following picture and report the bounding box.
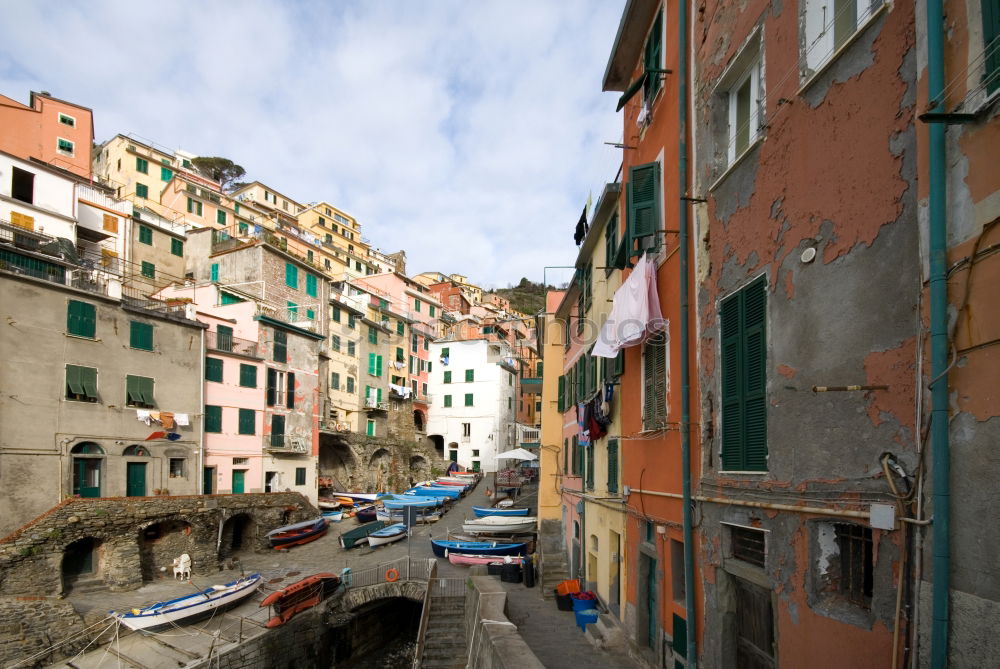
[418,594,467,669]
[538,518,571,599]
[584,611,626,650]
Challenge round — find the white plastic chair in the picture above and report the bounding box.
[173,554,191,580]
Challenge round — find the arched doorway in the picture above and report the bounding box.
[369,448,391,491]
[428,434,445,458]
[219,514,255,559]
[138,520,194,582]
[413,409,426,432]
[62,537,102,593]
[319,439,357,491]
[122,445,150,497]
[409,455,428,487]
[71,442,104,497]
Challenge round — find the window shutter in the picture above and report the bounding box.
[238,408,255,435]
[368,353,377,376]
[287,372,295,408]
[272,414,285,437]
[126,375,141,405]
[557,375,566,412]
[743,279,768,470]
[607,439,619,493]
[466,369,474,382]
[68,300,96,338]
[80,366,98,399]
[66,365,84,395]
[273,330,286,362]
[306,274,317,297]
[205,405,222,433]
[377,388,383,403]
[211,263,219,282]
[206,357,223,382]
[285,263,298,288]
[628,162,661,256]
[984,0,1000,93]
[240,364,257,388]
[376,355,383,377]
[720,292,743,470]
[140,377,154,405]
[266,368,277,406]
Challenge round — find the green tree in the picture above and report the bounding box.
[191,157,246,191]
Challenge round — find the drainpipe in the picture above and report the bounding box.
[678,0,697,666]
[926,0,950,665]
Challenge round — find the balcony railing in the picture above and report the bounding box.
[264,434,309,453]
[76,183,132,216]
[205,330,259,357]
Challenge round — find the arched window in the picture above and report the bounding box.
[71,442,104,455]
[123,445,151,457]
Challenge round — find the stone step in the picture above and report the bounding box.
[593,612,625,648]
[422,644,468,659]
[66,578,109,595]
[421,658,466,669]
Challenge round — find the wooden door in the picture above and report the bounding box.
[126,462,146,497]
[734,577,775,669]
[232,469,246,494]
[73,458,101,497]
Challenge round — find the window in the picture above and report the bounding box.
[444,371,452,384]
[125,375,155,408]
[346,377,355,393]
[429,305,436,317]
[205,357,223,382]
[348,314,356,329]
[586,440,594,490]
[238,408,255,435]
[210,263,219,282]
[65,365,98,402]
[270,414,285,448]
[160,166,173,182]
[557,375,566,412]
[186,198,202,216]
[671,540,686,603]
[135,182,148,199]
[720,277,767,471]
[239,364,257,388]
[396,321,405,335]
[462,423,471,437]
[367,353,383,377]
[464,393,474,407]
[369,326,378,345]
[643,338,667,431]
[127,321,153,351]
[626,162,662,260]
[803,0,884,76]
[204,405,222,433]
[366,419,376,437]
[332,372,341,390]
[449,448,458,461]
[607,438,619,493]
[472,448,479,456]
[414,298,422,312]
[985,0,1000,95]
[508,397,513,410]
[441,347,450,358]
[171,238,184,257]
[306,308,315,321]
[295,467,306,485]
[56,138,74,155]
[67,300,96,338]
[332,335,341,352]
[718,37,764,168]
[169,458,185,478]
[58,113,75,127]
[465,369,474,382]
[333,306,342,323]
[731,525,767,568]
[286,372,296,408]
[572,435,580,476]
[273,330,287,363]
[422,382,428,396]
[411,334,418,353]
[217,210,227,225]
[138,225,153,245]
[11,167,34,203]
[102,214,118,233]
[136,157,149,174]
[306,274,318,298]
[141,261,155,279]
[282,262,298,289]
[347,341,356,356]
[444,395,452,408]
[396,346,405,362]
[266,368,287,407]
[217,325,233,351]
[643,9,664,102]
[814,523,874,610]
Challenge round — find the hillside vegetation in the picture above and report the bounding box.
[491,278,548,315]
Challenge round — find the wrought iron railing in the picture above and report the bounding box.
[344,557,434,589]
[205,329,259,357]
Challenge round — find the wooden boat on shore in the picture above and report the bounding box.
[409,486,461,499]
[367,523,408,547]
[472,505,530,518]
[431,539,527,558]
[448,553,525,567]
[376,508,441,524]
[321,509,344,522]
[384,495,443,509]
[114,573,262,631]
[462,516,537,534]
[268,517,329,549]
[326,491,383,502]
[339,520,388,549]
[355,506,378,523]
[260,573,341,628]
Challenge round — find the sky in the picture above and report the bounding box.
[0,0,627,289]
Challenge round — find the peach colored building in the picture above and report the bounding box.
[0,91,93,178]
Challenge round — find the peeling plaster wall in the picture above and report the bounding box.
[693,0,919,666]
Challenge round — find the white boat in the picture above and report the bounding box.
[367,523,408,547]
[461,516,537,534]
[376,508,441,523]
[113,573,263,631]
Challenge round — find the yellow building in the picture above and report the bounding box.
[296,201,379,278]
[538,293,566,522]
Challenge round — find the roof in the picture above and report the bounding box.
[254,314,325,341]
[602,0,660,92]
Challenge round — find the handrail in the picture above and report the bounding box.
[412,560,438,669]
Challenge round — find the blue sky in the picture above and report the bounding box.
[0,0,626,288]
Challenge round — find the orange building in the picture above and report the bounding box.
[0,91,93,178]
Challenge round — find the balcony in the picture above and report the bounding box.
[264,434,309,454]
[205,330,260,357]
[364,398,389,412]
[76,183,132,216]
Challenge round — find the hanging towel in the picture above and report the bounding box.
[144,431,167,441]
[592,253,665,358]
[159,411,175,430]
[149,411,162,424]
[174,413,190,427]
[136,409,152,426]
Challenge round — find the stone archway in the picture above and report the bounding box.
[219,513,256,559]
[413,409,426,432]
[62,537,103,593]
[369,448,391,491]
[138,519,194,582]
[319,438,358,491]
[409,455,429,488]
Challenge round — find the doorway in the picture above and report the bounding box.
[203,466,215,494]
[126,462,147,497]
[232,469,246,494]
[265,471,278,493]
[734,577,775,668]
[637,552,658,649]
[71,442,104,497]
[62,537,101,592]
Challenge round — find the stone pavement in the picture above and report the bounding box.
[61,479,642,669]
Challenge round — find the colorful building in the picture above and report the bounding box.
[0,90,94,179]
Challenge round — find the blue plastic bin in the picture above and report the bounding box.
[575,608,599,631]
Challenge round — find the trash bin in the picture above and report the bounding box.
[556,579,580,596]
[555,591,574,611]
[523,556,535,588]
[575,608,599,631]
[571,591,597,612]
[500,562,523,583]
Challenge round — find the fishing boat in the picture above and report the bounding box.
[433,478,470,487]
[325,492,383,503]
[317,497,342,510]
[437,476,474,485]
[409,486,461,499]
[321,509,344,522]
[355,506,378,523]
[376,508,441,523]
[384,495,443,509]
[367,523,408,547]
[431,539,527,558]
[448,553,525,567]
[472,505,530,518]
[260,573,341,628]
[267,517,329,549]
[462,516,537,534]
[113,573,262,632]
[339,520,388,549]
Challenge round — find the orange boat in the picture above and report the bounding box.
[260,572,342,628]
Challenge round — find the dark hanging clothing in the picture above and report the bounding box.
[573,206,588,245]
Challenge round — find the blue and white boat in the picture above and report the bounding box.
[472,505,530,518]
[377,508,442,523]
[431,539,527,558]
[113,573,263,631]
[367,523,408,547]
[383,495,443,509]
[321,509,344,522]
[409,486,461,499]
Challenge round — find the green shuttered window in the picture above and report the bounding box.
[644,10,663,101]
[66,365,98,402]
[607,439,619,493]
[67,300,96,338]
[238,408,255,435]
[557,375,566,412]
[444,371,452,384]
[141,261,155,279]
[285,263,298,289]
[444,395,452,408]
[720,277,768,471]
[465,369,474,382]
[643,338,667,431]
[985,0,1000,94]
[628,162,661,259]
[273,330,287,362]
[135,183,148,198]
[130,321,153,350]
[306,274,317,298]
[239,364,257,388]
[205,405,222,433]
[126,375,155,408]
[464,393,474,406]
[205,357,223,382]
[138,225,153,245]
[171,238,183,257]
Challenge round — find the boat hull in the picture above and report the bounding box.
[339,520,388,549]
[116,574,263,632]
[376,509,441,523]
[430,540,526,558]
[472,506,530,518]
[261,573,341,628]
[367,523,408,547]
[448,553,525,567]
[269,518,329,549]
[462,516,537,534]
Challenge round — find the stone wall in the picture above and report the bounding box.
[0,492,315,596]
[0,597,92,668]
[464,576,545,669]
[318,431,445,493]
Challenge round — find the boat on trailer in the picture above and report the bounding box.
[260,573,341,628]
[113,573,263,632]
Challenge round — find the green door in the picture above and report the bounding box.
[203,467,214,495]
[472,460,481,472]
[645,555,658,647]
[126,462,146,497]
[73,459,101,497]
[232,469,245,494]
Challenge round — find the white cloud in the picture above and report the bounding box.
[0,0,626,289]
